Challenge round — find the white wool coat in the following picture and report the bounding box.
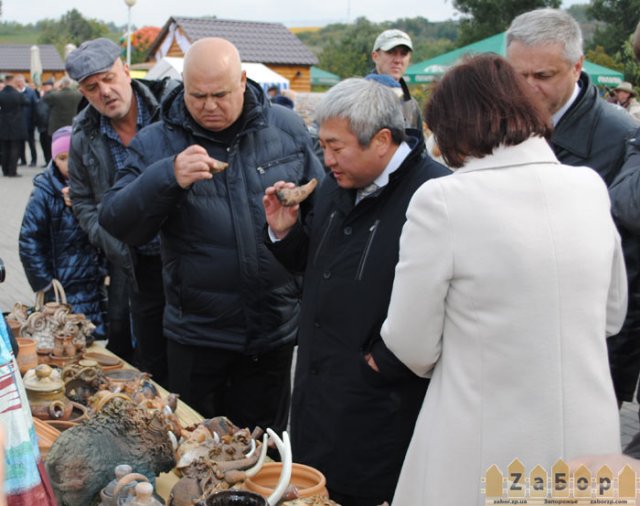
[382,136,627,506]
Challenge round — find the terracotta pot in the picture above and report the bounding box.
[16,338,38,375]
[24,364,74,421]
[244,462,328,499]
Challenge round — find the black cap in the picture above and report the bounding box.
[65,38,121,82]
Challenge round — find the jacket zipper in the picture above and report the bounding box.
[356,220,380,281]
[256,152,302,174]
[313,211,337,266]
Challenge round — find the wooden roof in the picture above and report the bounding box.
[148,17,318,66]
[0,44,65,71]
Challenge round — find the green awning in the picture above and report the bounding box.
[311,66,340,86]
[405,32,623,86]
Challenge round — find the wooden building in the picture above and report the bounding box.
[0,44,66,84]
[146,17,318,92]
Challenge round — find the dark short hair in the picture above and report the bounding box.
[425,53,551,168]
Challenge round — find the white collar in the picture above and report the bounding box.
[372,141,411,189]
[552,82,581,127]
[456,136,559,173]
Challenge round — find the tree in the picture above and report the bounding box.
[588,0,640,56]
[317,17,381,78]
[452,0,561,46]
[38,9,113,56]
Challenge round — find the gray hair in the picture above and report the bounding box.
[314,78,405,147]
[59,76,74,89]
[506,8,583,64]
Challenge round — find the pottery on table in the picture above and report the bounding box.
[100,464,133,506]
[244,462,328,500]
[16,337,38,375]
[122,482,164,506]
[43,401,89,432]
[24,364,74,421]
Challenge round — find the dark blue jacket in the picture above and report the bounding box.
[19,163,106,338]
[99,79,325,353]
[267,134,449,498]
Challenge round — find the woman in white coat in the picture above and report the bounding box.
[378,54,628,505]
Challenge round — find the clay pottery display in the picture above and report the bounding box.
[16,337,38,375]
[24,364,74,421]
[84,351,123,371]
[244,462,328,500]
[62,359,107,405]
[44,400,89,432]
[197,491,268,506]
[108,472,164,506]
[100,464,133,506]
[50,334,82,367]
[121,482,164,506]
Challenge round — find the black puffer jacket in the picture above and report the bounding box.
[267,134,449,499]
[99,80,325,353]
[19,163,106,337]
[552,72,640,402]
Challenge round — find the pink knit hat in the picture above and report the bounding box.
[51,126,72,160]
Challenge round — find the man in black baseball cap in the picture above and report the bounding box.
[65,37,177,385]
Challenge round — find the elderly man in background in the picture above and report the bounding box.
[263,78,449,505]
[42,77,81,139]
[99,38,324,432]
[66,38,176,384]
[507,8,640,408]
[371,28,422,130]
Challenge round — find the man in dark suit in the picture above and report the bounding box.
[0,75,28,177]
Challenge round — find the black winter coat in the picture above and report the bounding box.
[552,72,640,402]
[99,80,325,353]
[267,136,450,499]
[0,86,28,140]
[69,78,177,284]
[19,163,106,337]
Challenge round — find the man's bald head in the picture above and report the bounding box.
[182,38,247,132]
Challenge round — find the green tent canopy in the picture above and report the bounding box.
[405,32,623,87]
[311,66,341,86]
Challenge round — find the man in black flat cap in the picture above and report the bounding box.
[66,38,177,385]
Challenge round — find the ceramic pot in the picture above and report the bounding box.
[100,465,133,506]
[24,364,74,421]
[16,337,38,375]
[244,462,328,500]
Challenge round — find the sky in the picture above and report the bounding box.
[6,0,586,29]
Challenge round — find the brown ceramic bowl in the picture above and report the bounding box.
[244,462,328,499]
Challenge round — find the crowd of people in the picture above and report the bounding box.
[4,6,640,505]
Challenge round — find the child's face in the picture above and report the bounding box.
[55,153,69,179]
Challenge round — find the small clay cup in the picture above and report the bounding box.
[16,338,38,375]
